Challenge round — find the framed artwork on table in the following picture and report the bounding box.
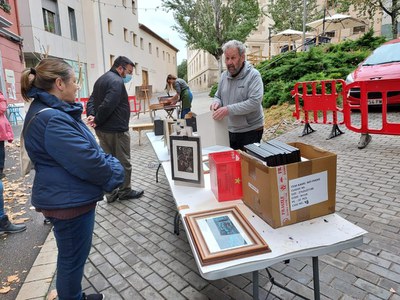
[184,206,271,266]
[170,135,202,184]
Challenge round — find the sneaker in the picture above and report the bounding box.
[119,189,144,201]
[83,293,105,300]
[106,189,119,203]
[0,215,27,235]
[357,133,372,149]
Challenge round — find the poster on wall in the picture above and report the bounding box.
[5,69,16,100]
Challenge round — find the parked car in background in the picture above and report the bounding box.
[346,38,400,106]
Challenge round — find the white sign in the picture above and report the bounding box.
[289,171,328,211]
[5,69,15,84]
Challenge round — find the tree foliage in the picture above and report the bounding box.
[177,59,188,81]
[162,0,261,63]
[335,0,400,39]
[257,30,386,108]
[266,0,321,32]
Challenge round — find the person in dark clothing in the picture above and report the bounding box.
[20,58,124,300]
[86,56,143,203]
[0,180,26,234]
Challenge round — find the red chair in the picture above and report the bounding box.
[128,96,141,113]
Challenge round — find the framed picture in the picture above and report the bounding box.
[185,206,271,266]
[170,135,202,184]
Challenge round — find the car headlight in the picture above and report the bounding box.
[345,73,354,84]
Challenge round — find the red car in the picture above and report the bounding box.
[346,38,400,106]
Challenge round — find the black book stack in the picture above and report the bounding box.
[244,139,301,167]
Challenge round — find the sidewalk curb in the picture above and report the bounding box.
[15,231,57,300]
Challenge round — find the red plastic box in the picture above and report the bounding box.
[209,150,242,201]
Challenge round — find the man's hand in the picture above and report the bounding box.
[210,102,220,111]
[212,106,228,120]
[86,115,97,128]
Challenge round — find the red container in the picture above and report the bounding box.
[209,150,242,201]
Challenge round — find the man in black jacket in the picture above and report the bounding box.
[86,56,144,202]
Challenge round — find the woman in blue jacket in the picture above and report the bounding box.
[21,58,124,300]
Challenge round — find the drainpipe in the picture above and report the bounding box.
[97,0,106,73]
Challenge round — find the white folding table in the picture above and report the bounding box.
[161,161,367,299]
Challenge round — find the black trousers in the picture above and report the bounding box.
[229,128,263,150]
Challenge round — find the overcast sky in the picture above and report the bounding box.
[137,0,187,64]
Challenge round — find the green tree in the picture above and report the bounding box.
[336,0,400,39]
[178,59,188,81]
[162,0,261,73]
[266,0,321,32]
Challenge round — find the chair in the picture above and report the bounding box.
[6,104,24,125]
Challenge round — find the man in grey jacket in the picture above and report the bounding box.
[211,40,264,150]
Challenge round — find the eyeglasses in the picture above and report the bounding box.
[122,66,133,75]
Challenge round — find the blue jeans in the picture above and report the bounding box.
[0,141,5,170]
[0,180,4,217]
[48,209,95,300]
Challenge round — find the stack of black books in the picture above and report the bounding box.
[244,139,301,166]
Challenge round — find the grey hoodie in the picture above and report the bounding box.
[213,61,264,133]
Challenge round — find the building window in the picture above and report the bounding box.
[124,28,129,42]
[110,55,115,68]
[167,52,170,63]
[68,7,77,41]
[135,63,139,75]
[42,0,61,35]
[163,51,165,60]
[131,0,136,14]
[43,8,57,34]
[140,37,143,49]
[148,42,152,54]
[132,32,137,46]
[353,26,366,34]
[156,47,159,57]
[325,31,335,38]
[107,18,113,34]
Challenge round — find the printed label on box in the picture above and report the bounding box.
[276,166,290,225]
[289,171,328,211]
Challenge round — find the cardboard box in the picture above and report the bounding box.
[240,142,336,228]
[209,150,242,201]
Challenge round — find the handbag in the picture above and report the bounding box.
[20,108,52,176]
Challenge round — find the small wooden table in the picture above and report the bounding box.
[131,123,154,145]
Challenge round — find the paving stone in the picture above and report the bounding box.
[145,272,169,291]
[164,271,190,291]
[139,285,164,300]
[354,278,392,299]
[160,286,187,300]
[126,273,149,291]
[184,271,210,290]
[120,287,145,299]
[107,273,130,292]
[181,285,209,300]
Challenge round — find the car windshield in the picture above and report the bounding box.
[362,43,400,66]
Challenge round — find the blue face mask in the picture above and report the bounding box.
[123,74,132,83]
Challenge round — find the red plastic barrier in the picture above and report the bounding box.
[292,79,345,126]
[76,97,89,115]
[343,79,400,134]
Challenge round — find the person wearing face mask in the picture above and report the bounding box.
[86,56,144,203]
[211,40,264,150]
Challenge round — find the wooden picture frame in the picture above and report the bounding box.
[170,135,202,184]
[185,206,271,266]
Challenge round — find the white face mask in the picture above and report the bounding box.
[123,74,132,83]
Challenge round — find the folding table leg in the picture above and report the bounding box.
[156,163,161,183]
[252,271,259,300]
[312,256,320,300]
[174,211,180,235]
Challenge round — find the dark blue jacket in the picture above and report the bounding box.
[23,87,124,210]
[86,68,130,133]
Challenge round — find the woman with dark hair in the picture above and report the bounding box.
[165,74,193,118]
[21,58,124,300]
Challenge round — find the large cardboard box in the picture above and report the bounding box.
[240,142,336,228]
